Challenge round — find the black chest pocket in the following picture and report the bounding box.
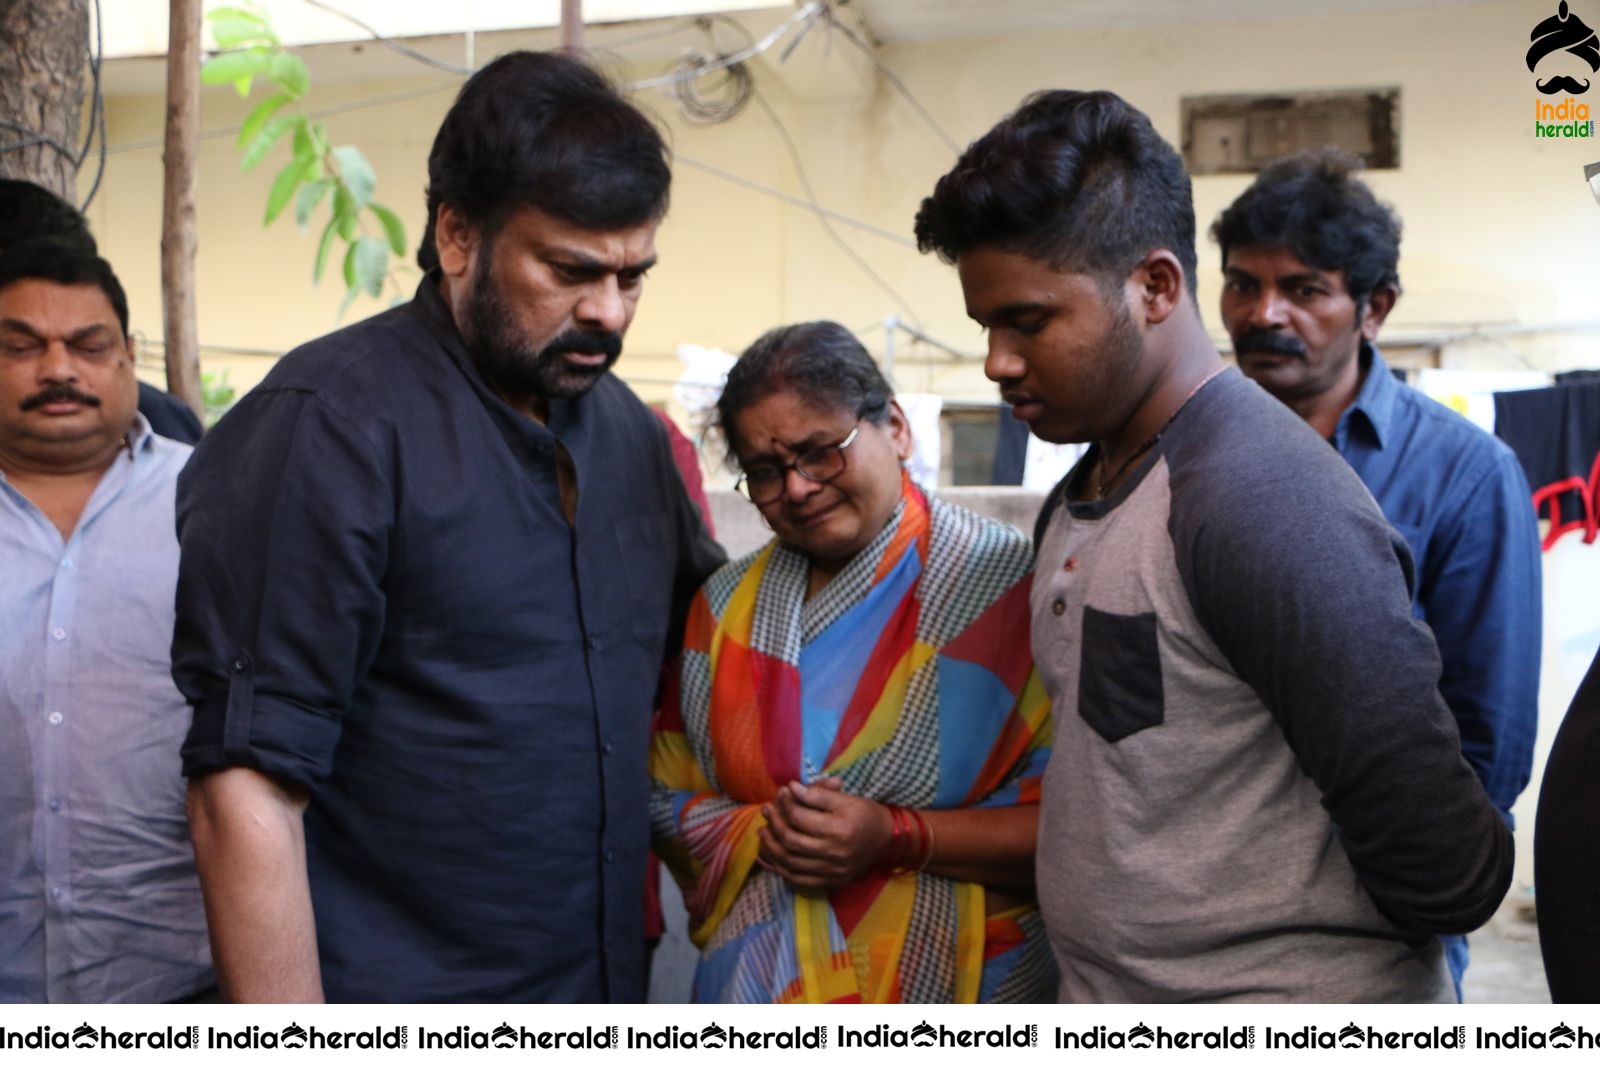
[1078,605,1164,743]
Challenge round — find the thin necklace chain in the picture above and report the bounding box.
[1095,366,1226,498]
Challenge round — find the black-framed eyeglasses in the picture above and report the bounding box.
[735,424,861,505]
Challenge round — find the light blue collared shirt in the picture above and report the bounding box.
[0,416,211,1003]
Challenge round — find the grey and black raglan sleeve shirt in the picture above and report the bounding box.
[1031,368,1514,1004]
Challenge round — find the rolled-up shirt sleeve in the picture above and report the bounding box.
[174,386,392,789]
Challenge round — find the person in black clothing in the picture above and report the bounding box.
[0,179,202,444]
[1536,648,1600,1002]
[175,51,724,1004]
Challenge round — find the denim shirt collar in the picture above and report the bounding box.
[1335,341,1397,451]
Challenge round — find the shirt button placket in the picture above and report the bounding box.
[42,547,79,991]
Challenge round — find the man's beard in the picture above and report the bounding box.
[461,262,623,401]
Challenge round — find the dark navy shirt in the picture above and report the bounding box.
[174,280,724,1003]
[137,382,204,445]
[1332,345,1541,820]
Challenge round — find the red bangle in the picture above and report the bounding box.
[912,808,934,870]
[880,804,934,872]
[881,803,906,871]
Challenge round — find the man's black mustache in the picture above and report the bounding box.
[1538,75,1592,94]
[1232,329,1306,359]
[539,329,621,361]
[20,383,102,411]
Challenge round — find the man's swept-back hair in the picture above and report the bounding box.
[1210,148,1401,304]
[425,50,670,242]
[0,179,98,253]
[0,238,129,336]
[915,89,1197,295]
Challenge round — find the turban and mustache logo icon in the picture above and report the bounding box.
[1528,1,1599,94]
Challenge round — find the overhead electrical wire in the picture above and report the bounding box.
[664,19,754,125]
[301,0,474,75]
[624,2,824,92]
[825,14,961,155]
[0,122,77,160]
[0,0,106,209]
[673,153,916,249]
[750,88,923,330]
[299,0,794,83]
[105,82,461,156]
[79,0,108,210]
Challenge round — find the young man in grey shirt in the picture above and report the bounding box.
[914,89,1512,1002]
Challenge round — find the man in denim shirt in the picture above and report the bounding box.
[1214,149,1542,997]
[0,240,210,1002]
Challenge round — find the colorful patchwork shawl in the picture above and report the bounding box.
[650,478,1055,1003]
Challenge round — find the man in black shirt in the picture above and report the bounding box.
[175,52,725,1003]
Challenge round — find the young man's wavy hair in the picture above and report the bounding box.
[914,89,1198,296]
[1210,148,1402,307]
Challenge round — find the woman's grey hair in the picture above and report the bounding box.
[715,321,893,466]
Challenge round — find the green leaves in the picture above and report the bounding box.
[240,113,295,170]
[314,217,339,283]
[331,146,376,209]
[291,119,318,160]
[211,16,273,50]
[206,4,410,319]
[294,179,332,229]
[199,47,273,96]
[208,5,273,36]
[369,203,407,256]
[237,92,291,149]
[202,4,279,93]
[332,187,359,240]
[265,154,317,226]
[270,52,310,98]
[337,236,391,318]
[200,368,238,427]
[353,237,389,297]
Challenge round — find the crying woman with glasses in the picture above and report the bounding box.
[650,320,1055,1003]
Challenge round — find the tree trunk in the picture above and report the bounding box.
[161,0,203,417]
[0,0,87,201]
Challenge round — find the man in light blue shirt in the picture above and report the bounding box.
[1213,150,1542,998]
[0,239,211,1002]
